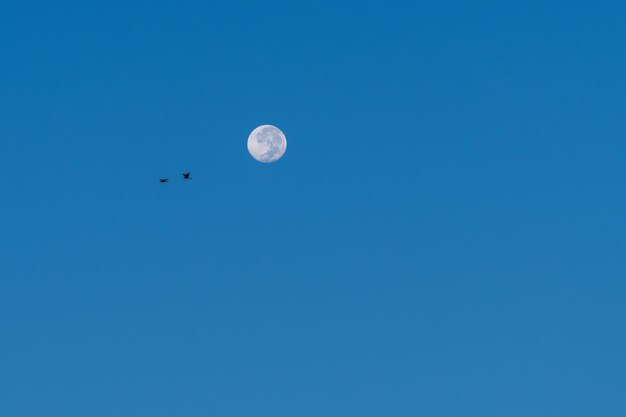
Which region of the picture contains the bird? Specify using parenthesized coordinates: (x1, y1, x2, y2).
(159, 178, 169, 183)
(182, 172, 191, 180)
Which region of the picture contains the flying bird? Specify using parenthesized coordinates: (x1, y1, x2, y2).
(159, 178, 169, 183)
(182, 172, 191, 180)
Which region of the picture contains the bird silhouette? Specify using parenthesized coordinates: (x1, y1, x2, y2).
(182, 172, 191, 180)
(159, 178, 169, 183)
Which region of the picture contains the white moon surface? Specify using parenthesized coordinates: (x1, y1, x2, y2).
(247, 125, 287, 163)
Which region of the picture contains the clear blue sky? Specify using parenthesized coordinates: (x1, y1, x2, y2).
(1, 1, 625, 415)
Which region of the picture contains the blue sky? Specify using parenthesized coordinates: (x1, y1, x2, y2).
(1, 1, 625, 415)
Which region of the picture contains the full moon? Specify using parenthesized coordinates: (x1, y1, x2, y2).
(247, 125, 287, 163)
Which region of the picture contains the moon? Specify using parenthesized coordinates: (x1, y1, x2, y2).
(247, 125, 287, 163)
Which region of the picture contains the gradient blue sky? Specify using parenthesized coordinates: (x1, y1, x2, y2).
(1, 1, 626, 416)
